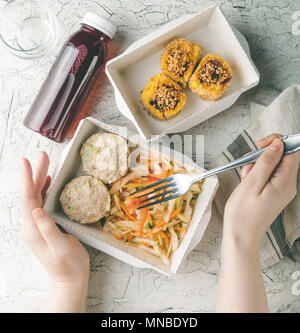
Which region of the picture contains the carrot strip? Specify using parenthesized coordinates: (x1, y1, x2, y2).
(148, 214, 153, 226)
(147, 175, 162, 182)
(147, 167, 173, 181)
(113, 229, 122, 240)
(137, 207, 149, 237)
(159, 231, 170, 247)
(140, 241, 151, 247)
(148, 174, 163, 180)
(164, 167, 174, 178)
(123, 182, 153, 188)
(128, 181, 167, 198)
(115, 193, 137, 221)
(144, 219, 166, 237)
(121, 202, 137, 221)
(175, 226, 186, 232)
(169, 207, 181, 222)
(155, 219, 166, 229)
(155, 189, 165, 201)
(130, 179, 146, 183)
(144, 230, 156, 237)
(126, 233, 135, 241)
(128, 188, 150, 198)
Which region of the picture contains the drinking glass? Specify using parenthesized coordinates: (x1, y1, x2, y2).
(0, 0, 60, 58)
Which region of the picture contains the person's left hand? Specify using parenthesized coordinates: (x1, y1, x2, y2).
(20, 152, 90, 288)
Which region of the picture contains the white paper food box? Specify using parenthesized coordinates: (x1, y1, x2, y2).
(105, 2, 259, 141)
(44, 117, 219, 275)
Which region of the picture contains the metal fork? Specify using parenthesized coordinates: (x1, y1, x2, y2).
(133, 134, 300, 209)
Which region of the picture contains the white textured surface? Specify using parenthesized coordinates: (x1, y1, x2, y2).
(0, 0, 300, 313)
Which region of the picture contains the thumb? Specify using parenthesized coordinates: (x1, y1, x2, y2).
(32, 208, 68, 254)
(246, 138, 284, 192)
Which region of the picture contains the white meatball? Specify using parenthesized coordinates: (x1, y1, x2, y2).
(60, 175, 110, 224)
(80, 132, 129, 184)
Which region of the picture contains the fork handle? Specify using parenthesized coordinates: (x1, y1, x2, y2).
(192, 134, 300, 183)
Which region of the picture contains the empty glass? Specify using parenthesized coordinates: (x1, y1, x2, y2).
(0, 0, 60, 58)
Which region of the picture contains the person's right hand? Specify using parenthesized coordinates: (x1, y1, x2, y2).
(20, 152, 90, 288)
(223, 133, 300, 252)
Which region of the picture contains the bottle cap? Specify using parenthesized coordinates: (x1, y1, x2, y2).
(81, 12, 117, 39)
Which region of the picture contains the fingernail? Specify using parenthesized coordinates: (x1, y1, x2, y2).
(269, 139, 282, 152)
(32, 208, 45, 223)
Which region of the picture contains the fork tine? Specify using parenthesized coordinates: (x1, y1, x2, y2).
(129, 176, 173, 197)
(137, 193, 179, 210)
(135, 182, 175, 198)
(140, 189, 176, 204)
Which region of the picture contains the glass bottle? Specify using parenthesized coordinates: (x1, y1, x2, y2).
(23, 12, 116, 142)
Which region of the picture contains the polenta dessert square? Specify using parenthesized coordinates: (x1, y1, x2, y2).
(189, 54, 232, 101)
(141, 73, 186, 120)
(160, 39, 203, 88)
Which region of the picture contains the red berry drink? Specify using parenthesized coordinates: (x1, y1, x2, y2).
(23, 13, 116, 142)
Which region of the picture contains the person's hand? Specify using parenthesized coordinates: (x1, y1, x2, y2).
(223, 133, 300, 252)
(20, 152, 90, 290)
(217, 134, 300, 313)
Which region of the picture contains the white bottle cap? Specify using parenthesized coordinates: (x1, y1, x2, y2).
(81, 12, 117, 39)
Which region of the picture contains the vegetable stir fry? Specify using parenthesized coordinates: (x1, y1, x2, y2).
(103, 153, 203, 266)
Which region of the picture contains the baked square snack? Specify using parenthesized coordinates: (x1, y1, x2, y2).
(141, 73, 186, 120)
(189, 54, 232, 101)
(160, 39, 203, 88)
